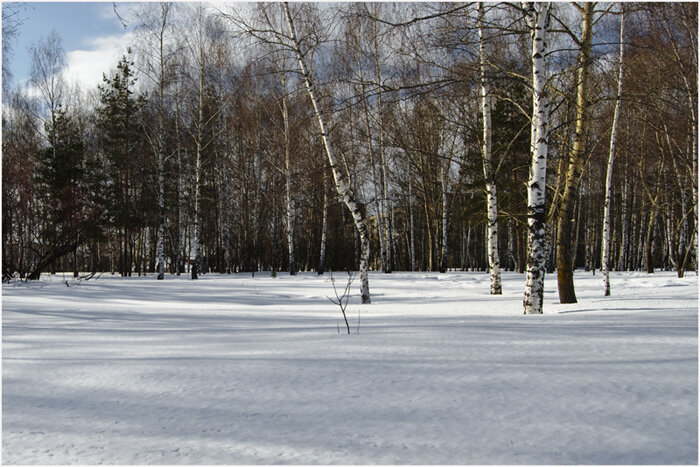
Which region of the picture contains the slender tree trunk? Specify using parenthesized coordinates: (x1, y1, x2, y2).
(693, 127, 698, 274)
(646, 207, 658, 274)
(409, 175, 416, 272)
(602, 7, 624, 296)
(556, 2, 594, 304)
(507, 220, 517, 271)
(479, 2, 502, 293)
(318, 171, 328, 275)
(671, 151, 689, 277)
(282, 89, 296, 276)
(423, 195, 434, 271)
(375, 59, 391, 275)
(617, 152, 630, 271)
(661, 10, 698, 274)
(154, 7, 170, 280)
(357, 57, 386, 273)
(284, 2, 370, 302)
(523, 2, 552, 315)
(174, 96, 185, 276)
(440, 166, 448, 273)
(156, 139, 165, 280)
(191, 31, 205, 280)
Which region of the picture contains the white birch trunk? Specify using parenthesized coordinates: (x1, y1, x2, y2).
(282, 90, 296, 275)
(440, 165, 448, 273)
(693, 124, 698, 275)
(155, 91, 165, 279)
(191, 19, 205, 280)
(602, 8, 625, 296)
(318, 173, 328, 275)
(409, 174, 416, 272)
(154, 10, 168, 281)
(156, 146, 165, 279)
(283, 2, 370, 303)
(523, 2, 552, 314)
(479, 2, 502, 294)
(192, 141, 202, 279)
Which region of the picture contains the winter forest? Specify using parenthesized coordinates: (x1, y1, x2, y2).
(2, 2, 698, 464)
(2, 1, 697, 313)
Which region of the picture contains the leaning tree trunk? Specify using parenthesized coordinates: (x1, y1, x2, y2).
(283, 2, 370, 303)
(555, 2, 593, 304)
(602, 7, 624, 296)
(523, 2, 552, 315)
(479, 2, 502, 294)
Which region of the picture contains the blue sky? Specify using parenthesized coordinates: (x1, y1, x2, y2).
(4, 2, 136, 90)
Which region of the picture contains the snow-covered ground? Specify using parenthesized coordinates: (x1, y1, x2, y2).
(3, 270, 697, 464)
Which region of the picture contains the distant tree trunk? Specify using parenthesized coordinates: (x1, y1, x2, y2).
(660, 8, 698, 274)
(439, 165, 448, 273)
(191, 17, 205, 280)
(376, 70, 392, 274)
(617, 150, 630, 271)
(155, 135, 165, 280)
(642, 151, 665, 274)
(409, 174, 416, 272)
(507, 220, 517, 271)
(175, 99, 185, 276)
(556, 2, 594, 304)
(318, 172, 328, 275)
(282, 88, 296, 276)
(523, 2, 552, 315)
(283, 2, 370, 302)
(423, 192, 434, 271)
(363, 94, 385, 272)
(479, 2, 502, 293)
(602, 7, 624, 296)
(645, 208, 658, 274)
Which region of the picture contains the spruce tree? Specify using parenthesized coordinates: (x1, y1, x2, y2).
(97, 51, 147, 277)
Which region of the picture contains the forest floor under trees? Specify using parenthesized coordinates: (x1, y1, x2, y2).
(2, 270, 698, 464)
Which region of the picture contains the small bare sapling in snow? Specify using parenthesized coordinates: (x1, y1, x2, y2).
(328, 271, 356, 334)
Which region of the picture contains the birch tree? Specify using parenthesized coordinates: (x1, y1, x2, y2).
(282, 3, 371, 302)
(136, 3, 175, 280)
(522, 2, 552, 315)
(318, 170, 329, 275)
(601, 6, 625, 296)
(280, 71, 296, 276)
(182, 5, 227, 279)
(479, 2, 502, 294)
(187, 7, 206, 280)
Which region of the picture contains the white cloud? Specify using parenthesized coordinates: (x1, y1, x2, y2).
(64, 31, 135, 92)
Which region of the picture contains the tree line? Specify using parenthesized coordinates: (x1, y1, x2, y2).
(2, 2, 697, 313)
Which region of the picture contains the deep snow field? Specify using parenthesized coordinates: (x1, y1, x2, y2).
(2, 270, 698, 464)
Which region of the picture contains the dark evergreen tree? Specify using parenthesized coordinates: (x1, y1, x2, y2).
(97, 51, 148, 277)
(28, 108, 90, 279)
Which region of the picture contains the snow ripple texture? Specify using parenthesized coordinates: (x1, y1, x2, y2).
(3, 271, 697, 464)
